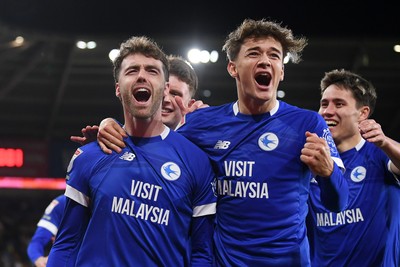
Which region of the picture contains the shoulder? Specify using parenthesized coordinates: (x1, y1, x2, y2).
(278, 101, 325, 128)
(279, 101, 320, 118)
(74, 142, 107, 158)
(66, 142, 120, 175)
(178, 103, 233, 130)
(74, 141, 122, 162)
(55, 195, 67, 208)
(167, 130, 203, 149)
(166, 131, 209, 158)
(362, 141, 387, 160)
(186, 103, 232, 120)
(41, 195, 66, 220)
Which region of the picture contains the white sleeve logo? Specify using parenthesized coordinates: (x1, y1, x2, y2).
(66, 148, 83, 173)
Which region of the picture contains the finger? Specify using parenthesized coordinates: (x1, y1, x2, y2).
(359, 119, 376, 127)
(188, 102, 200, 113)
(99, 131, 125, 151)
(80, 126, 89, 135)
(85, 125, 99, 133)
(300, 154, 314, 165)
(111, 136, 126, 149)
(175, 96, 188, 115)
(98, 131, 121, 154)
(117, 126, 128, 138)
(107, 121, 127, 138)
(188, 100, 207, 113)
(110, 143, 123, 153)
(70, 136, 85, 145)
(360, 120, 381, 134)
(98, 141, 113, 154)
(305, 131, 319, 138)
(104, 129, 126, 148)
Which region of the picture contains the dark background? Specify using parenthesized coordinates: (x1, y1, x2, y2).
(0, 0, 399, 265)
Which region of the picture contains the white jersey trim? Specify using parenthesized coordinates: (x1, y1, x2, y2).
(355, 138, 366, 151)
(193, 202, 216, 217)
(160, 125, 170, 140)
(65, 184, 90, 207)
(37, 219, 58, 235)
(388, 160, 400, 186)
(233, 100, 279, 116)
(332, 157, 345, 171)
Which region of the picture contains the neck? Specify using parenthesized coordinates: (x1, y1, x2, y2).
(335, 134, 363, 153)
(124, 116, 165, 138)
(238, 98, 277, 115)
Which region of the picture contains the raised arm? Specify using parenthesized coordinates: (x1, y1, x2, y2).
(300, 131, 334, 177)
(175, 96, 209, 116)
(70, 125, 99, 145)
(301, 131, 348, 212)
(70, 119, 127, 154)
(359, 119, 400, 175)
(97, 118, 127, 154)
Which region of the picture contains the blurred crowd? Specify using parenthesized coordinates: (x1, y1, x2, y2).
(0, 191, 61, 267)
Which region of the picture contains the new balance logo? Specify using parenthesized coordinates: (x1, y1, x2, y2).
(214, 140, 231, 149)
(119, 152, 136, 161)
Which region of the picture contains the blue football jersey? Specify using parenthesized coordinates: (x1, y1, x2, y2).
(47, 127, 217, 266)
(308, 139, 400, 266)
(36, 195, 66, 235)
(27, 195, 66, 263)
(177, 100, 346, 266)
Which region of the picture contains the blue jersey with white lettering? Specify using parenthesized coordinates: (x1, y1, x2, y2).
(47, 127, 217, 267)
(27, 195, 66, 264)
(177, 100, 347, 267)
(308, 139, 400, 266)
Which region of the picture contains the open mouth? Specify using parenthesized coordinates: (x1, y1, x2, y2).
(134, 88, 151, 102)
(325, 120, 338, 127)
(255, 72, 271, 86)
(161, 107, 173, 114)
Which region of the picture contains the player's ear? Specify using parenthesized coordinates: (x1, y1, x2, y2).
(359, 106, 370, 121)
(227, 62, 237, 78)
(187, 99, 196, 107)
(115, 83, 122, 101)
(164, 82, 170, 97)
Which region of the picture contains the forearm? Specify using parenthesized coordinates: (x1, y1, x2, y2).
(381, 137, 400, 174)
(27, 228, 53, 263)
(47, 200, 88, 266)
(316, 163, 349, 212)
(191, 215, 215, 266)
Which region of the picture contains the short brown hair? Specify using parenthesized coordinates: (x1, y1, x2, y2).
(222, 18, 307, 63)
(112, 36, 169, 83)
(320, 69, 377, 116)
(168, 55, 198, 98)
